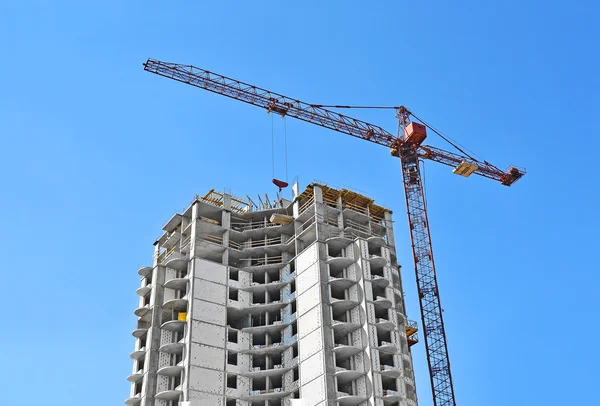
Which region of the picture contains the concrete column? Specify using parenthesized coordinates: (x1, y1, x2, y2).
(384, 212, 395, 248)
(182, 202, 199, 402)
(141, 243, 166, 406)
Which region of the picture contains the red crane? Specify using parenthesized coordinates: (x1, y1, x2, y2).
(143, 58, 525, 406)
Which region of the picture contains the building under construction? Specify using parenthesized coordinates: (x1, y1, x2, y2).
(127, 182, 420, 406)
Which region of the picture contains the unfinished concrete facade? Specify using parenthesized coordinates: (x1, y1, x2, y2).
(126, 183, 420, 406)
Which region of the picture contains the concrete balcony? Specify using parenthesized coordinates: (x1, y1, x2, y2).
(234, 237, 285, 256)
(159, 341, 184, 355)
(332, 344, 363, 360)
(163, 255, 188, 271)
(367, 235, 387, 249)
(162, 297, 188, 312)
(373, 296, 392, 309)
(231, 221, 292, 239)
(132, 322, 150, 338)
(194, 237, 226, 262)
(377, 341, 398, 354)
(239, 256, 286, 273)
(129, 346, 146, 360)
(328, 275, 357, 290)
(325, 235, 353, 252)
(370, 275, 390, 288)
(161, 319, 186, 332)
(124, 394, 141, 405)
(331, 320, 362, 340)
(241, 388, 290, 401)
(342, 203, 371, 223)
(239, 280, 288, 293)
(157, 363, 184, 377)
(163, 229, 181, 250)
(330, 297, 360, 313)
(127, 368, 144, 383)
(164, 275, 188, 291)
(326, 255, 355, 271)
(135, 284, 152, 297)
(335, 391, 367, 406)
(396, 311, 407, 326)
(370, 221, 387, 236)
(155, 387, 183, 401)
(242, 321, 289, 335)
(334, 366, 366, 385)
(368, 254, 387, 268)
(239, 364, 291, 378)
(375, 318, 395, 332)
(378, 364, 401, 379)
(247, 300, 288, 313)
(381, 389, 403, 402)
(241, 342, 290, 355)
(137, 266, 153, 277)
(134, 304, 151, 318)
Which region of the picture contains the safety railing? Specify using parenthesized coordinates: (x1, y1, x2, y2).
(231, 221, 279, 232)
(240, 255, 284, 267)
(197, 234, 223, 245)
(343, 200, 370, 215)
(198, 216, 220, 226)
(234, 236, 282, 249)
(180, 235, 191, 251)
(322, 215, 339, 227)
(297, 213, 316, 234)
(157, 244, 179, 263)
(345, 218, 371, 233)
(322, 196, 339, 209)
(298, 196, 315, 215)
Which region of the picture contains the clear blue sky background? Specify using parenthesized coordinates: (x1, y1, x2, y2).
(0, 1, 598, 405)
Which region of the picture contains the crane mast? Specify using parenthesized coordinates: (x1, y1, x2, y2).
(397, 109, 456, 406)
(143, 58, 525, 406)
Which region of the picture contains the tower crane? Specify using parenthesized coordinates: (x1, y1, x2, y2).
(143, 58, 525, 406)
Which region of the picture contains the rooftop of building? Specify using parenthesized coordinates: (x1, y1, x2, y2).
(157, 181, 391, 238)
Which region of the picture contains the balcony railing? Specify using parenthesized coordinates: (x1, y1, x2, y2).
(322, 196, 339, 209)
(197, 234, 223, 245)
(231, 221, 280, 232)
(230, 236, 282, 250)
(252, 342, 283, 350)
(240, 255, 284, 267)
(298, 197, 315, 215)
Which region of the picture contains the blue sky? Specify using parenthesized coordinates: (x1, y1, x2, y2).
(0, 1, 598, 405)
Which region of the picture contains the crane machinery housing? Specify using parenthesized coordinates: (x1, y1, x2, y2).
(143, 58, 525, 406)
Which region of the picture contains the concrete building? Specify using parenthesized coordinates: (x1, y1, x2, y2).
(126, 182, 420, 406)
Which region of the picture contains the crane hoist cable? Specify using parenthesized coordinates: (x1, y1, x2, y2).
(270, 114, 289, 191)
